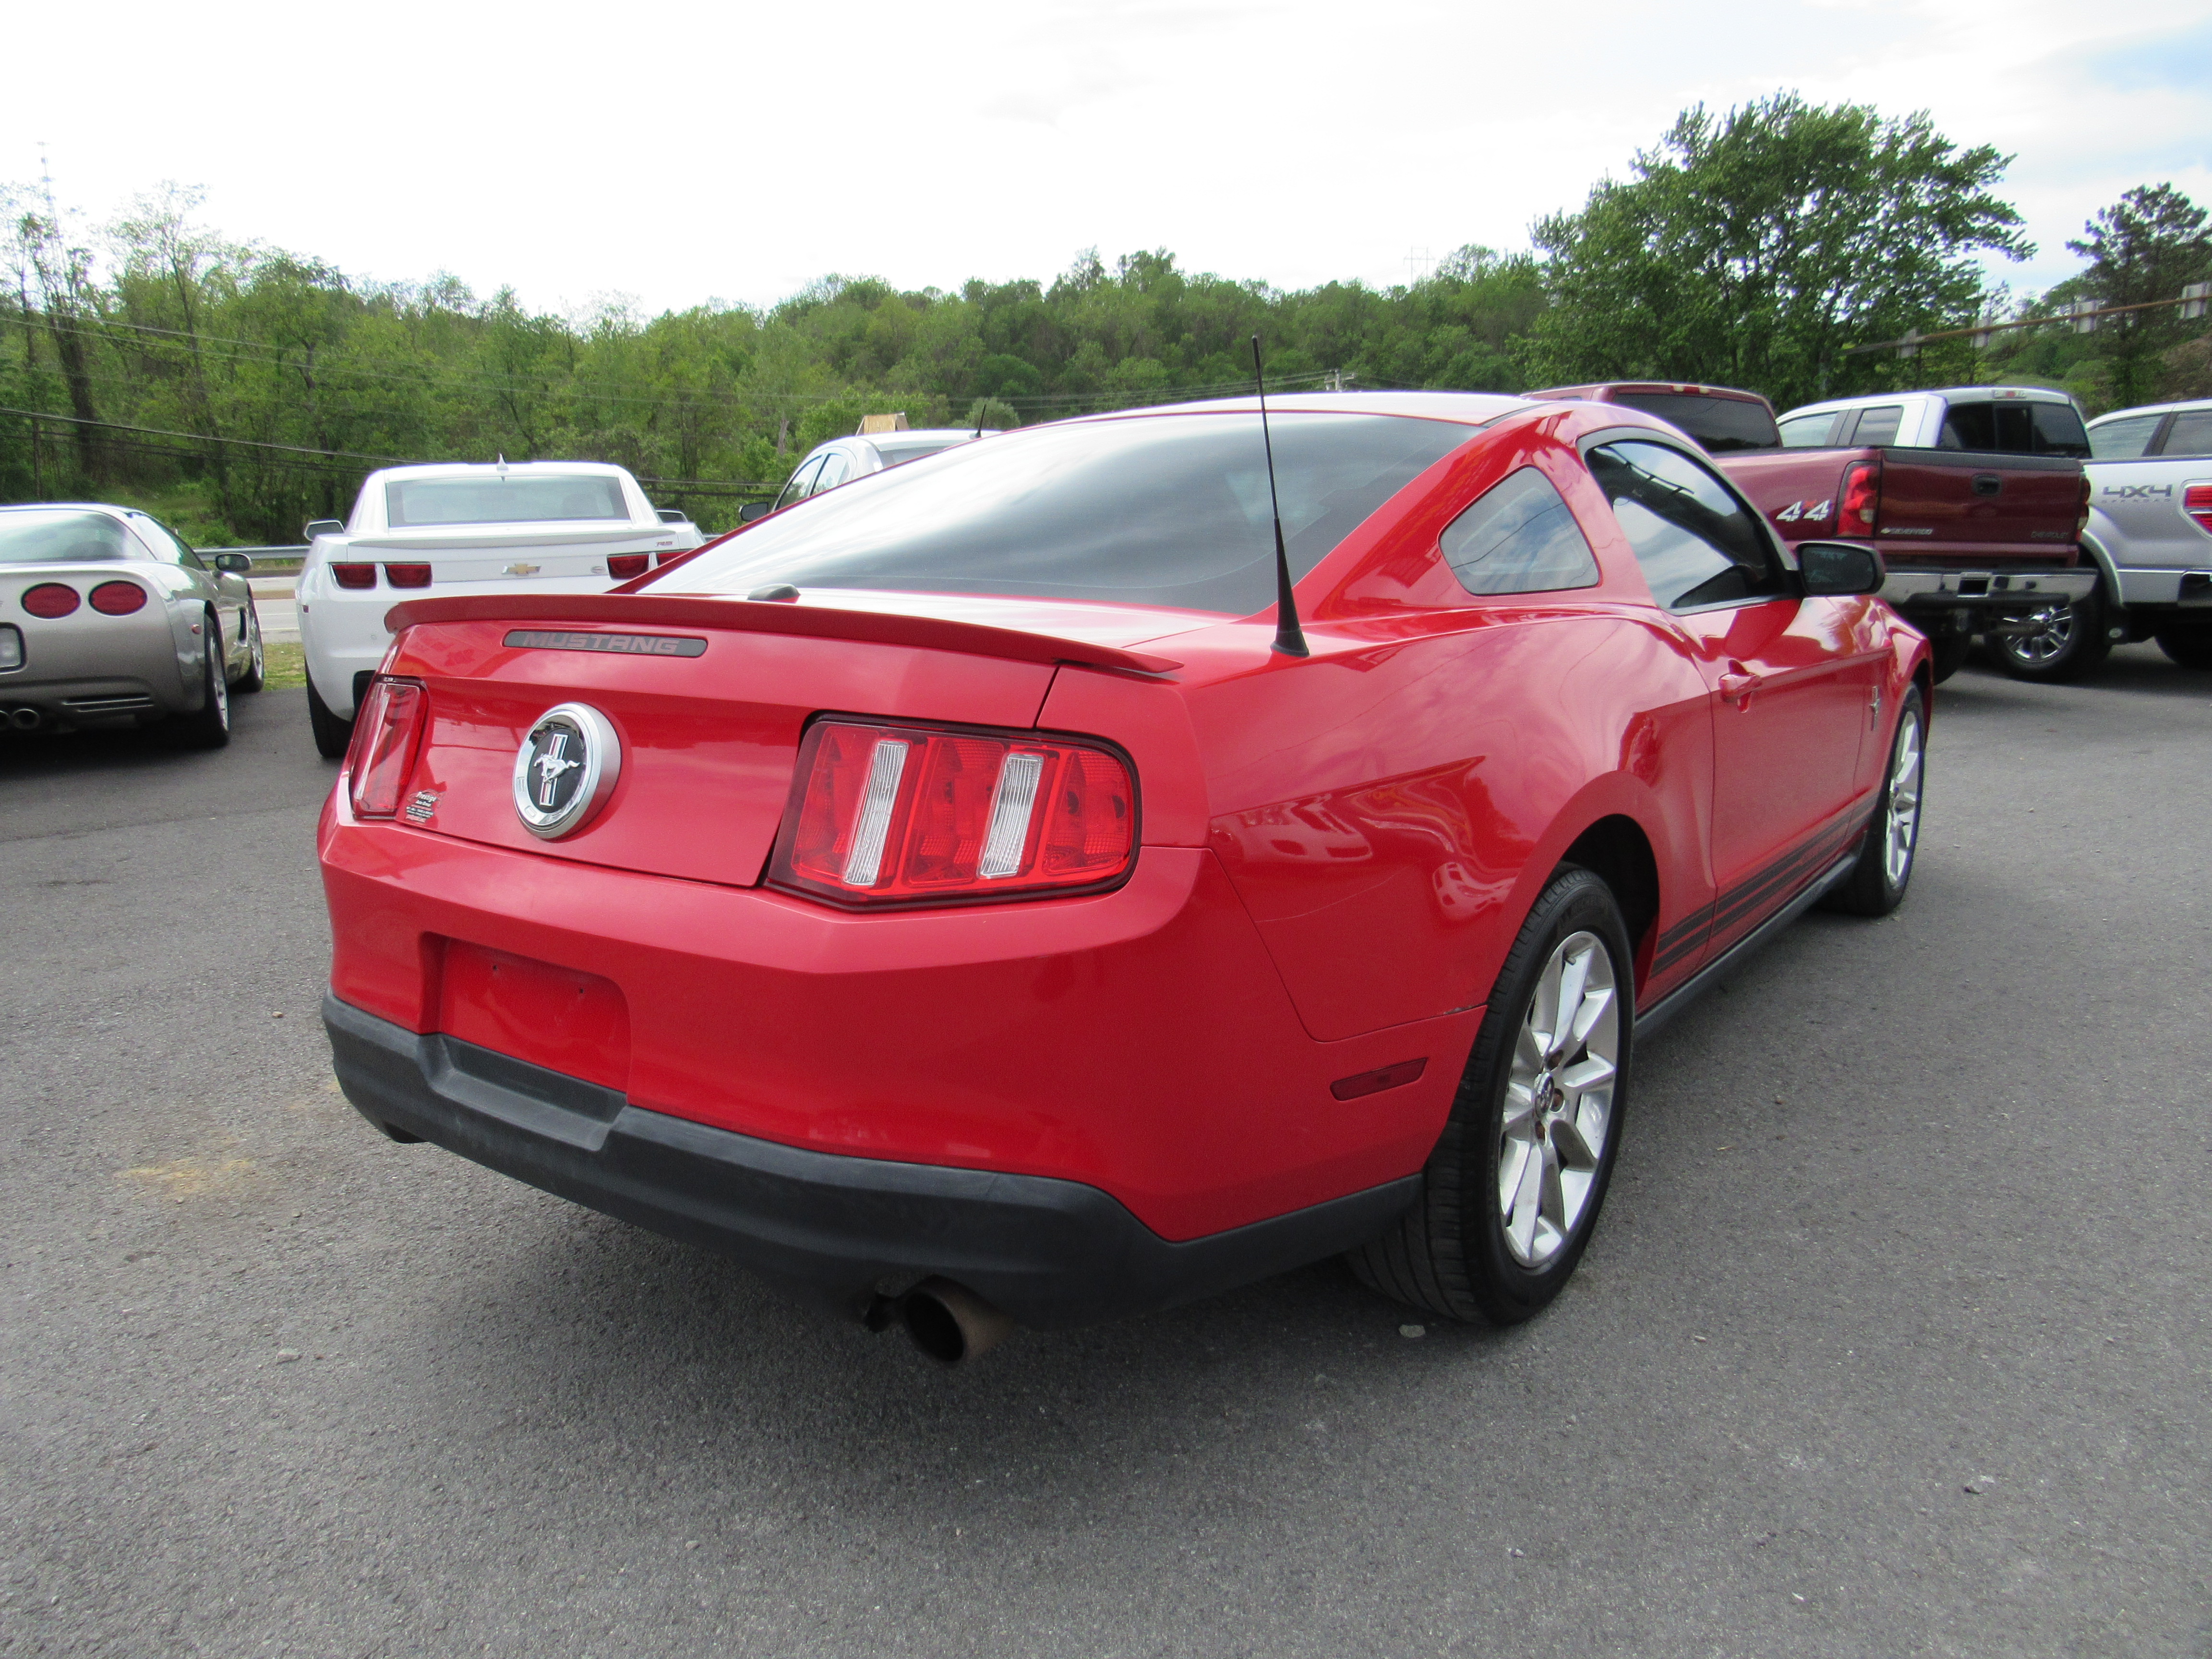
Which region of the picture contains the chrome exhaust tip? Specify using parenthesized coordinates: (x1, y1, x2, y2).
(895, 1277, 1014, 1366)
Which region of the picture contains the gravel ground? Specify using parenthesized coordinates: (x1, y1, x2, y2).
(2, 651, 2207, 1659)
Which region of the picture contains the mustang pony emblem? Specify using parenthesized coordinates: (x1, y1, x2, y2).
(512, 703, 621, 840)
(532, 737, 580, 806)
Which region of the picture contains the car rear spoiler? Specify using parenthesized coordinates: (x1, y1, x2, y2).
(382, 593, 1185, 675)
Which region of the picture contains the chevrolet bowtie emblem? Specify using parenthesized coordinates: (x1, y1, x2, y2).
(504, 561, 541, 576)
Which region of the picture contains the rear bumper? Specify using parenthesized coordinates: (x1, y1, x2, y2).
(324, 992, 1419, 1328)
(1881, 567, 2095, 622)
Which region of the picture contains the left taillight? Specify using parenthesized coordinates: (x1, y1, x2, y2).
(768, 719, 1138, 907)
(346, 678, 427, 818)
(607, 553, 650, 579)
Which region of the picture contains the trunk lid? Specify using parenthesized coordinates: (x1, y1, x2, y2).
(377, 591, 1207, 888)
(338, 523, 682, 584)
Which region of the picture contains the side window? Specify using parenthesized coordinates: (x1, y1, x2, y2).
(1777, 412, 1840, 448)
(811, 451, 853, 494)
(1847, 405, 1905, 447)
(129, 515, 195, 566)
(2160, 410, 2212, 457)
(771, 457, 824, 511)
(1439, 467, 1600, 596)
(1587, 440, 1785, 611)
(2088, 414, 2164, 459)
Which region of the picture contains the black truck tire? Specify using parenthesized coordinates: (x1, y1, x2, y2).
(2155, 627, 2212, 670)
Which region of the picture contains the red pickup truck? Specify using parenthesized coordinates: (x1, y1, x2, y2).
(1526, 383, 2095, 680)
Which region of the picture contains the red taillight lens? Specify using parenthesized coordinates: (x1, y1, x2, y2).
(22, 583, 81, 618)
(1837, 459, 1880, 536)
(607, 554, 649, 579)
(89, 581, 148, 614)
(332, 563, 377, 589)
(769, 719, 1138, 907)
(346, 679, 427, 818)
(2184, 484, 2212, 536)
(384, 563, 432, 588)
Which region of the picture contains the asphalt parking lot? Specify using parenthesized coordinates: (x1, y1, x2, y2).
(3, 651, 2208, 1659)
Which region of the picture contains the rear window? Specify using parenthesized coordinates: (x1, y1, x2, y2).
(1937, 401, 2090, 458)
(2161, 410, 2212, 457)
(1608, 392, 1779, 452)
(1777, 412, 1841, 448)
(0, 510, 133, 564)
(385, 475, 630, 527)
(679, 411, 1477, 613)
(2088, 413, 2164, 460)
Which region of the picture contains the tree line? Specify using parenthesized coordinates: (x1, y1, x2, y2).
(4, 93, 2207, 545)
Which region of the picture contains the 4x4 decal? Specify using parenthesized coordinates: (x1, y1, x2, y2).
(1774, 498, 1834, 523)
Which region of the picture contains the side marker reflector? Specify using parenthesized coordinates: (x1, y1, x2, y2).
(1330, 1058, 1429, 1102)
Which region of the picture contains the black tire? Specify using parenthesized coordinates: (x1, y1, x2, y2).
(233, 600, 264, 693)
(1991, 586, 2111, 682)
(1348, 867, 1632, 1324)
(307, 672, 353, 759)
(166, 611, 232, 750)
(1824, 686, 1924, 918)
(1927, 630, 1973, 685)
(2154, 627, 2212, 670)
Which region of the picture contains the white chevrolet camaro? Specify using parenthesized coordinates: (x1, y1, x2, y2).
(298, 460, 701, 755)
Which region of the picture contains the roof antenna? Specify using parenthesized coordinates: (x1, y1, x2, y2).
(1251, 335, 1308, 658)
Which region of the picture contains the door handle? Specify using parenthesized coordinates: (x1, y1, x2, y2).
(1717, 662, 1761, 700)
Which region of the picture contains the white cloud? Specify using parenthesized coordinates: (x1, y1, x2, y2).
(6, 0, 2208, 313)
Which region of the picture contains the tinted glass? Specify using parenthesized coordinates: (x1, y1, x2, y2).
(771, 457, 823, 511)
(0, 510, 133, 564)
(1440, 467, 1600, 595)
(385, 475, 629, 527)
(1777, 413, 1841, 448)
(1609, 392, 1779, 452)
(2089, 414, 2164, 459)
(811, 452, 852, 493)
(1939, 403, 2007, 450)
(681, 412, 1475, 613)
(2030, 403, 2090, 457)
(2160, 410, 2212, 456)
(1588, 440, 1782, 610)
(1849, 406, 1904, 447)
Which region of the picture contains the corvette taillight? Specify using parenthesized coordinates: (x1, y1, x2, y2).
(607, 554, 649, 579)
(2185, 484, 2212, 536)
(332, 563, 377, 589)
(1837, 459, 1880, 536)
(347, 678, 427, 818)
(384, 563, 432, 588)
(89, 581, 148, 614)
(23, 583, 80, 618)
(769, 719, 1137, 907)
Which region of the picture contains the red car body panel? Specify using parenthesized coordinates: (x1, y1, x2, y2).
(318, 394, 1929, 1315)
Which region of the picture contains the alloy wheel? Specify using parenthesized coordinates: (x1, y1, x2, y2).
(2002, 602, 2074, 667)
(1500, 929, 1620, 1267)
(1884, 710, 1923, 887)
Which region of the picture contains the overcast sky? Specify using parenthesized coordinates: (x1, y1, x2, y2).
(7, 0, 2209, 318)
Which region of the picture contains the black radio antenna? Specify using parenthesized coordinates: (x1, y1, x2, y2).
(1251, 334, 1309, 658)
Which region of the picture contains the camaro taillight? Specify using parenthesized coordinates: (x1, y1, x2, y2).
(89, 581, 147, 614)
(769, 719, 1138, 907)
(607, 554, 649, 579)
(1837, 459, 1880, 536)
(384, 563, 432, 588)
(2185, 484, 2212, 536)
(347, 678, 427, 818)
(332, 563, 378, 589)
(22, 583, 80, 618)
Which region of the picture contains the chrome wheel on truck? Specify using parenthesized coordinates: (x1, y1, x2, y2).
(1992, 589, 2111, 683)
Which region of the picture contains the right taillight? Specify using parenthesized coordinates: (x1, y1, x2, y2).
(2185, 484, 2212, 536)
(768, 719, 1138, 907)
(346, 678, 427, 818)
(1837, 459, 1880, 536)
(332, 563, 378, 589)
(384, 563, 432, 588)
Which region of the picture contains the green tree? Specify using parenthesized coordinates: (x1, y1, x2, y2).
(1527, 94, 2032, 410)
(2066, 184, 2211, 407)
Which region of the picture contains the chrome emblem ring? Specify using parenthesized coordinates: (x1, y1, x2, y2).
(513, 702, 622, 839)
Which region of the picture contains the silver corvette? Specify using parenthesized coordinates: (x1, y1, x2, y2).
(0, 504, 264, 747)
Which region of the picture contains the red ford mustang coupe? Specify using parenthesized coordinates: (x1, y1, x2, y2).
(318, 392, 1929, 1360)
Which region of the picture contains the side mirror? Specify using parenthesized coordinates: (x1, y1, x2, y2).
(737, 501, 773, 524)
(655, 507, 688, 525)
(304, 519, 346, 540)
(212, 553, 253, 575)
(1798, 541, 1885, 597)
